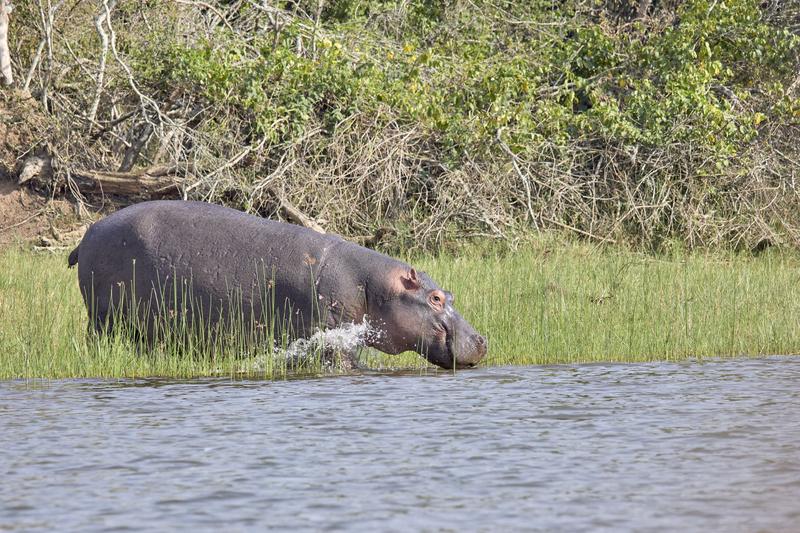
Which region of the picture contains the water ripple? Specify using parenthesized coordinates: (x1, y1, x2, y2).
(1, 357, 799, 531)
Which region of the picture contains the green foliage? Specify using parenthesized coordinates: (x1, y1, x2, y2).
(8, 0, 800, 251)
(130, 0, 797, 156)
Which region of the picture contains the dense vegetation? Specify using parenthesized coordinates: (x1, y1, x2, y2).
(2, 0, 800, 252)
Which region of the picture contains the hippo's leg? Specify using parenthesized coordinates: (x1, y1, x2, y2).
(320, 345, 365, 371)
(82, 287, 111, 336)
(88, 304, 153, 351)
(85, 284, 141, 340)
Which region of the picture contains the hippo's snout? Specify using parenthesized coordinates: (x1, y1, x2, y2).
(473, 333, 488, 358)
(475, 333, 487, 350)
(434, 321, 487, 370)
(454, 333, 488, 369)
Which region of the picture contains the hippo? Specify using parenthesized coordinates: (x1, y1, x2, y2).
(67, 200, 487, 369)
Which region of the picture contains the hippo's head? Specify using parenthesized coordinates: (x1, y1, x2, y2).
(370, 268, 487, 369)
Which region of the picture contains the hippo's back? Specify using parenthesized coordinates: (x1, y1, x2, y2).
(75, 200, 346, 333)
(83, 200, 321, 251)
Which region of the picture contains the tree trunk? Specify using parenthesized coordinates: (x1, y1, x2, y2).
(0, 0, 13, 86)
(118, 121, 153, 172)
(73, 165, 182, 198)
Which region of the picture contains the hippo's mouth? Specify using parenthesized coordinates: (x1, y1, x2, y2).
(442, 327, 477, 369)
(425, 321, 484, 369)
(442, 323, 456, 368)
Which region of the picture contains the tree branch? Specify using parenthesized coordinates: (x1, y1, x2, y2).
(88, 0, 117, 127)
(0, 0, 13, 86)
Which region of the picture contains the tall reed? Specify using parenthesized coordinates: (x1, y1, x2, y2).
(1, 242, 798, 379)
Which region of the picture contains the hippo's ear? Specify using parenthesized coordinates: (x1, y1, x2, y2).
(400, 268, 421, 291)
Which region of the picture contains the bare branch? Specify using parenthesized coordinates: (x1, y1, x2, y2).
(0, 0, 13, 85)
(88, 0, 117, 127)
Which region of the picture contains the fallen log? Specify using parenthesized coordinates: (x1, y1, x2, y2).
(353, 227, 396, 248)
(278, 197, 325, 234)
(71, 165, 182, 199)
(20, 156, 332, 234)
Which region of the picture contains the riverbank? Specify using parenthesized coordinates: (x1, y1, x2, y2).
(3, 2, 799, 253)
(1, 242, 797, 379)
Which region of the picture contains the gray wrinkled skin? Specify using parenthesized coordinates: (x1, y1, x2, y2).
(70, 201, 487, 369)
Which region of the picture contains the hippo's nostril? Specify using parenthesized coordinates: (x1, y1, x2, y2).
(474, 334, 486, 346)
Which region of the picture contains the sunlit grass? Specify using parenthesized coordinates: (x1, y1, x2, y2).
(1, 241, 799, 379)
(413, 241, 800, 366)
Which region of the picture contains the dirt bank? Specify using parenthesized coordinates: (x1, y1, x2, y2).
(0, 91, 87, 250)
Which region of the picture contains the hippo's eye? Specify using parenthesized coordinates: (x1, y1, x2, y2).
(430, 293, 444, 308)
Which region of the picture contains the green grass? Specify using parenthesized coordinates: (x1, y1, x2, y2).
(1, 242, 799, 379)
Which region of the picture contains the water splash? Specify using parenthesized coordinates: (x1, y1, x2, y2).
(245, 318, 379, 373)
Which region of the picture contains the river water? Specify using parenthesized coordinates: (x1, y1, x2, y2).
(2, 357, 799, 532)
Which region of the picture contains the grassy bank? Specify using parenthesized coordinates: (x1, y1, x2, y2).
(1, 242, 798, 379)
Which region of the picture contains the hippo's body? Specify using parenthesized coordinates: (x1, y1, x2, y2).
(69, 201, 486, 369)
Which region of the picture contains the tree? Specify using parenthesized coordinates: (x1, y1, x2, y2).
(0, 0, 12, 86)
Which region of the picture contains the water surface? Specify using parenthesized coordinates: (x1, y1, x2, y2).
(2, 357, 799, 531)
